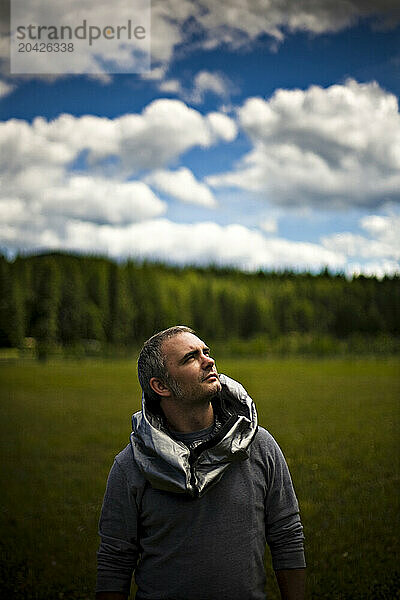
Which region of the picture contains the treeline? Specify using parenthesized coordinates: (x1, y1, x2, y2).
(1, 252, 399, 357)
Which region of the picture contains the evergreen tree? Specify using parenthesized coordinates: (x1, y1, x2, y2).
(106, 262, 134, 345)
(84, 258, 109, 341)
(0, 251, 398, 353)
(0, 257, 26, 348)
(0, 255, 11, 347)
(8, 272, 25, 348)
(32, 258, 60, 360)
(58, 258, 85, 346)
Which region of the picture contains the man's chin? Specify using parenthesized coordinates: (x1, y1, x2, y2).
(208, 378, 222, 394)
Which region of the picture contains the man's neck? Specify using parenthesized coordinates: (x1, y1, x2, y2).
(161, 400, 214, 433)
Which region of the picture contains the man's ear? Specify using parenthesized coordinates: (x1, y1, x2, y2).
(149, 377, 172, 398)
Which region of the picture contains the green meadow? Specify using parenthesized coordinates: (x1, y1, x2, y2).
(1, 357, 399, 599)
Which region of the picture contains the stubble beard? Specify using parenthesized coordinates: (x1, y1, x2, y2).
(166, 372, 221, 404)
(165, 373, 184, 400)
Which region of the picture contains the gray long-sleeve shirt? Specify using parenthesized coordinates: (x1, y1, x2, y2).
(97, 427, 305, 599)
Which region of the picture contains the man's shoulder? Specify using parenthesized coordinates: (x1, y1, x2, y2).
(115, 443, 134, 466)
(252, 426, 284, 457)
(113, 443, 146, 485)
(254, 425, 276, 444)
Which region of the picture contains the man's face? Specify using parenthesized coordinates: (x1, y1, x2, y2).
(161, 332, 221, 403)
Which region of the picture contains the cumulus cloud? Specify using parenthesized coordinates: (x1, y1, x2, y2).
(189, 71, 230, 104)
(0, 100, 235, 182)
(116, 101, 215, 170)
(145, 168, 216, 207)
(260, 217, 278, 234)
(41, 176, 166, 224)
(158, 79, 183, 94)
(0, 174, 165, 234)
(151, 1, 400, 65)
(0, 79, 14, 97)
(151, 71, 233, 107)
(205, 112, 237, 142)
(321, 214, 400, 261)
(1, 103, 237, 201)
(0, 99, 239, 261)
(193, 0, 400, 46)
(4, 1, 399, 77)
(0, 198, 27, 223)
(0, 99, 233, 257)
(9, 0, 150, 75)
(345, 260, 399, 279)
(207, 80, 400, 209)
(0, 217, 345, 272)
(140, 66, 167, 81)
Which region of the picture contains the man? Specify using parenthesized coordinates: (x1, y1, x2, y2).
(96, 326, 306, 600)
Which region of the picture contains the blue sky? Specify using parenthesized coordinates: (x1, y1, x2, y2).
(1, 1, 400, 276)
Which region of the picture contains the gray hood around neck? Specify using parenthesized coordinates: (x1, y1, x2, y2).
(130, 374, 258, 498)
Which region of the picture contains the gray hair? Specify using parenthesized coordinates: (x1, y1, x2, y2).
(137, 325, 196, 408)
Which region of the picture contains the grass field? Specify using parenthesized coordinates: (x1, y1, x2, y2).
(0, 357, 399, 599)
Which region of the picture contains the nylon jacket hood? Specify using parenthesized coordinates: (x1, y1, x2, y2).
(130, 374, 258, 498)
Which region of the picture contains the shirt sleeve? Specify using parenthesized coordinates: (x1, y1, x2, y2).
(96, 458, 140, 594)
(264, 434, 306, 570)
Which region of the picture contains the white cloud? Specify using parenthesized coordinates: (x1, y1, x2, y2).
(153, 73, 236, 122)
(361, 214, 400, 246)
(160, 71, 234, 107)
(41, 176, 166, 224)
(0, 198, 27, 222)
(141, 0, 400, 66)
(207, 80, 400, 209)
(346, 260, 400, 279)
(321, 211, 400, 278)
(140, 66, 167, 81)
(158, 79, 182, 94)
(4, 1, 399, 78)
(0, 100, 235, 188)
(205, 112, 237, 142)
(260, 217, 278, 234)
(150, 0, 195, 63)
(189, 71, 230, 104)
(151, 0, 400, 64)
(88, 73, 113, 85)
(0, 100, 239, 261)
(0, 101, 238, 246)
(193, 0, 400, 47)
(116, 100, 215, 170)
(145, 168, 216, 207)
(0, 216, 345, 272)
(321, 214, 400, 261)
(0, 173, 166, 250)
(0, 79, 14, 97)
(322, 232, 398, 260)
(0, 118, 76, 174)
(9, 0, 150, 75)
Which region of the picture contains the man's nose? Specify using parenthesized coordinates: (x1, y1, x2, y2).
(201, 353, 215, 367)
